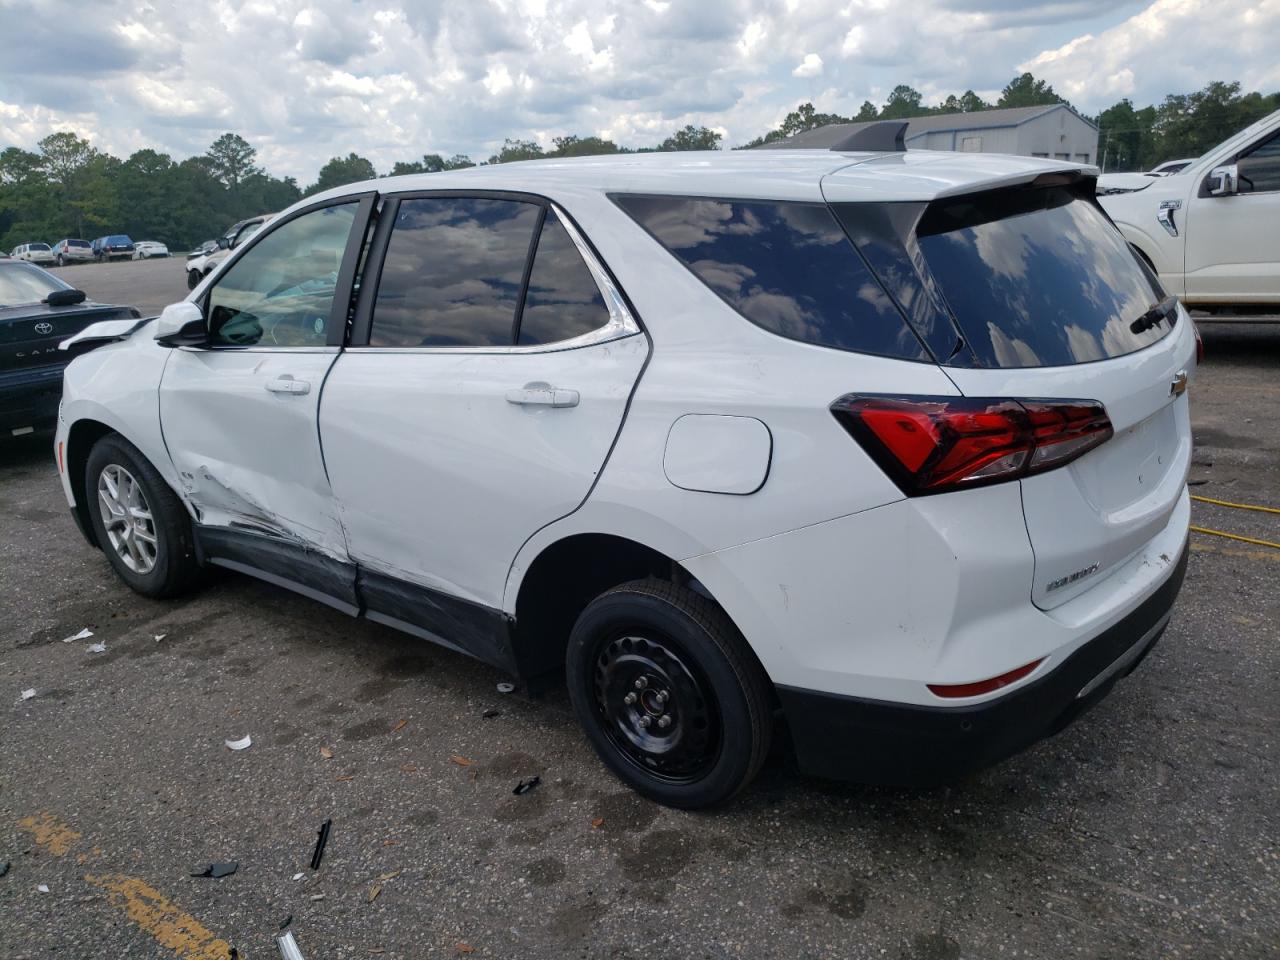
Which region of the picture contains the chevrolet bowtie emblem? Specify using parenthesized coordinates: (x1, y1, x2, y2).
(1170, 369, 1188, 397)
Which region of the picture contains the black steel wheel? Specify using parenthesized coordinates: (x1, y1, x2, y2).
(567, 579, 773, 808)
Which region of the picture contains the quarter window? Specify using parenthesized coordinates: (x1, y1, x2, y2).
(518, 209, 610, 345)
(206, 202, 357, 347)
(369, 197, 540, 348)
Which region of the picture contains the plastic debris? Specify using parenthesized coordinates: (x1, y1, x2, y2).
(482, 709, 501, 719)
(591, 818, 605, 829)
(292, 872, 305, 881)
(449, 755, 473, 767)
(513, 776, 541, 796)
(225, 735, 252, 751)
(279, 914, 292, 930)
(154, 634, 167, 642)
(87, 642, 107, 654)
(276, 929, 307, 960)
(17, 689, 36, 703)
(319, 746, 334, 760)
(496, 682, 515, 694)
(310, 819, 332, 870)
(62, 628, 93, 643)
(309, 893, 325, 901)
(37, 883, 50, 893)
(391, 719, 408, 733)
(367, 883, 382, 903)
(191, 862, 239, 878)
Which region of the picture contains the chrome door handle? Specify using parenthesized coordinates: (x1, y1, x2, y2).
(265, 375, 311, 395)
(505, 382, 579, 408)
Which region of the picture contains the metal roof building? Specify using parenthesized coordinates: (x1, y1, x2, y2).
(759, 104, 1099, 164)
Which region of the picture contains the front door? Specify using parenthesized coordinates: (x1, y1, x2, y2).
(1184, 127, 1280, 304)
(320, 194, 647, 653)
(160, 196, 374, 604)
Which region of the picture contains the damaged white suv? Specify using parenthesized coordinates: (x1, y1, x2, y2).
(55, 135, 1195, 808)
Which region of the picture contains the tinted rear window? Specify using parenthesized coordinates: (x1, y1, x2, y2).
(614, 195, 927, 361)
(30, 243, 50, 251)
(107, 235, 131, 244)
(915, 187, 1168, 367)
(69, 239, 90, 247)
(518, 209, 610, 346)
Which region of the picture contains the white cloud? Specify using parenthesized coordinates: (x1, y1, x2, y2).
(793, 53, 824, 78)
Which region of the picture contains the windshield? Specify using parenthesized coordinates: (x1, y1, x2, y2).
(0, 262, 71, 306)
(913, 186, 1170, 367)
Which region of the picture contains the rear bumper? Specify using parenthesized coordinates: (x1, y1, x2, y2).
(777, 542, 1188, 786)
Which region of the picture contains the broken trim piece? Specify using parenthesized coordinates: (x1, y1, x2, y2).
(58, 317, 151, 352)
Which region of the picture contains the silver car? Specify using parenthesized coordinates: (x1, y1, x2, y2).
(51, 239, 95, 266)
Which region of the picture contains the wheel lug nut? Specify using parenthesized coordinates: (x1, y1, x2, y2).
(634, 677, 648, 690)
(655, 690, 668, 705)
(639, 716, 652, 728)
(657, 715, 671, 729)
(623, 692, 637, 705)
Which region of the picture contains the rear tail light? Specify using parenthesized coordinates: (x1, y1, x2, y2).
(927, 658, 1044, 698)
(831, 395, 1113, 496)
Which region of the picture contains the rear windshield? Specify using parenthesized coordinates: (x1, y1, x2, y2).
(68, 239, 90, 247)
(30, 243, 51, 251)
(613, 194, 927, 361)
(0, 262, 70, 306)
(914, 187, 1169, 367)
(107, 235, 132, 244)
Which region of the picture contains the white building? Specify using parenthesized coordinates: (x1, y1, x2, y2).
(762, 104, 1100, 164)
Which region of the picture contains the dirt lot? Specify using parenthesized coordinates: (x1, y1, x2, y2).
(1, 259, 1277, 959)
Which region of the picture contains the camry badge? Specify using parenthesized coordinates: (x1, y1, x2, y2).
(34, 322, 54, 335)
(1170, 369, 1188, 397)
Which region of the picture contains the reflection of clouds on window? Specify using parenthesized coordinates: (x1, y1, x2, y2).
(616, 194, 927, 360)
(518, 210, 610, 346)
(986, 323, 1041, 366)
(1064, 324, 1105, 362)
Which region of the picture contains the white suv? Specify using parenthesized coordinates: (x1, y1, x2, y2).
(55, 147, 1195, 808)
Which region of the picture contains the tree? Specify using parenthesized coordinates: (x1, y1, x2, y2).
(958, 90, 989, 113)
(205, 133, 261, 190)
(550, 135, 623, 157)
(881, 85, 928, 119)
(658, 125, 722, 151)
(488, 139, 545, 164)
(307, 153, 378, 194)
(1096, 98, 1157, 171)
(388, 153, 476, 176)
(854, 101, 879, 121)
(997, 73, 1062, 109)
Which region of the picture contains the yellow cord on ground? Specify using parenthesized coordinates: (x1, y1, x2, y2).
(1190, 494, 1280, 516)
(1189, 525, 1280, 550)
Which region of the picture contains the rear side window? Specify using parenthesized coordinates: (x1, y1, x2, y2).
(614, 195, 926, 361)
(915, 187, 1168, 367)
(518, 209, 610, 346)
(370, 197, 540, 347)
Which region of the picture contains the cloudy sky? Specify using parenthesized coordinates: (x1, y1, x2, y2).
(1, 0, 1276, 182)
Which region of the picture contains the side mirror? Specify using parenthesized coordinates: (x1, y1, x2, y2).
(154, 301, 207, 347)
(45, 288, 87, 307)
(217, 237, 230, 250)
(1207, 164, 1237, 196)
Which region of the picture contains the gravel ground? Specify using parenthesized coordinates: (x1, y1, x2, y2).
(1, 260, 1276, 959)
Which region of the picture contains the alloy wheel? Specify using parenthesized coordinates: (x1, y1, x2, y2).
(96, 463, 158, 574)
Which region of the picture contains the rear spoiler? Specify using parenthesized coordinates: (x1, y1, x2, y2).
(59, 317, 153, 352)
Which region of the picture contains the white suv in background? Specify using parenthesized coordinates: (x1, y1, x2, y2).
(55, 145, 1194, 808)
(186, 214, 275, 289)
(11, 242, 56, 266)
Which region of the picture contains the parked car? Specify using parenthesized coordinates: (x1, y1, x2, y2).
(51, 238, 95, 266)
(187, 240, 217, 261)
(1099, 109, 1280, 315)
(186, 215, 275, 289)
(133, 241, 170, 260)
(1, 260, 139, 438)
(1147, 158, 1195, 176)
(10, 243, 56, 266)
(55, 148, 1194, 807)
(91, 235, 135, 262)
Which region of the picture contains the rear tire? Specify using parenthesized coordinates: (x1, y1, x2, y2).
(566, 579, 773, 809)
(84, 434, 202, 598)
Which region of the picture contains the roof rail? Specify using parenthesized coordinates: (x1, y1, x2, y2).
(828, 121, 908, 153)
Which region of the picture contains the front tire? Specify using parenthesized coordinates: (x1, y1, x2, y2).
(84, 434, 202, 598)
(566, 579, 773, 809)
(187, 268, 201, 290)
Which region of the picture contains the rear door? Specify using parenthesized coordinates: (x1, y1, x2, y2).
(320, 192, 647, 621)
(906, 183, 1195, 608)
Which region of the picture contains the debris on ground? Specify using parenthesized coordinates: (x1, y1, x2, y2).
(224, 735, 252, 751)
(319, 746, 334, 760)
(279, 914, 292, 930)
(37, 883, 50, 893)
(191, 862, 239, 879)
(366, 883, 382, 903)
(0, 861, 10, 877)
(496, 682, 515, 694)
(456, 943, 475, 954)
(591, 818, 605, 829)
(292, 872, 304, 882)
(391, 719, 408, 733)
(309, 893, 325, 901)
(310, 819, 332, 870)
(87, 642, 107, 654)
(482, 709, 501, 719)
(154, 634, 167, 642)
(62, 628, 93, 643)
(513, 776, 541, 796)
(449, 755, 474, 767)
(335, 774, 354, 782)
(17, 689, 36, 703)
(276, 929, 306, 960)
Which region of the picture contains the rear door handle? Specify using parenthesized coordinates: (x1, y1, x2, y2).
(265, 375, 311, 395)
(506, 382, 579, 408)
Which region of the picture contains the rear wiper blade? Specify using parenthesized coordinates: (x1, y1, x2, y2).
(1130, 296, 1178, 335)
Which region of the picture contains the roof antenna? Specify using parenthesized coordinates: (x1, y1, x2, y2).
(828, 121, 908, 153)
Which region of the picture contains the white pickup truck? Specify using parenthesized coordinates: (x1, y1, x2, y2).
(1098, 109, 1280, 315)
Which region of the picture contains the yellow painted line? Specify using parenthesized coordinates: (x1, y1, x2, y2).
(85, 873, 234, 960)
(1190, 541, 1280, 563)
(1191, 494, 1280, 516)
(18, 811, 82, 856)
(1190, 525, 1280, 550)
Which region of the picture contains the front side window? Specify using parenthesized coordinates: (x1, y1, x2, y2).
(1237, 131, 1280, 194)
(206, 203, 356, 347)
(615, 194, 927, 360)
(369, 197, 540, 347)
